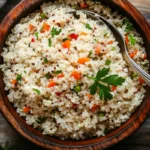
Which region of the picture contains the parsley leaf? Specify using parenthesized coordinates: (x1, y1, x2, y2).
(33, 88, 40, 95)
(105, 59, 111, 65)
(88, 50, 93, 57)
(51, 27, 62, 38)
(36, 116, 47, 124)
(45, 72, 53, 79)
(35, 32, 39, 39)
(123, 18, 134, 32)
(16, 74, 22, 82)
(40, 12, 47, 19)
(53, 70, 62, 75)
(85, 23, 93, 30)
(48, 38, 52, 47)
(43, 57, 48, 63)
(86, 68, 125, 101)
(128, 34, 136, 46)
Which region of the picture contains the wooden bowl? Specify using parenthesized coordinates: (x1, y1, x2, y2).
(0, 0, 150, 149)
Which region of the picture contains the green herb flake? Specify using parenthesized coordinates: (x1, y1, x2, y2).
(85, 23, 93, 30)
(111, 47, 116, 51)
(99, 112, 105, 118)
(123, 18, 134, 32)
(35, 32, 39, 40)
(51, 27, 62, 38)
(131, 73, 138, 79)
(16, 74, 22, 82)
(104, 127, 110, 134)
(45, 72, 53, 79)
(104, 32, 108, 37)
(128, 34, 136, 46)
(73, 85, 81, 93)
(44, 57, 48, 63)
(62, 38, 68, 42)
(53, 70, 62, 75)
(86, 68, 125, 101)
(24, 71, 27, 74)
(48, 38, 52, 47)
(94, 39, 99, 42)
(105, 59, 111, 65)
(40, 12, 47, 19)
(36, 116, 47, 124)
(88, 50, 93, 57)
(69, 29, 75, 32)
(33, 88, 40, 95)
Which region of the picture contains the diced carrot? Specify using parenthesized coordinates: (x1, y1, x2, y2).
(91, 104, 100, 113)
(86, 93, 92, 99)
(138, 77, 145, 84)
(129, 50, 138, 59)
(31, 38, 35, 42)
(23, 106, 30, 113)
(62, 40, 71, 49)
(11, 79, 17, 86)
(80, 2, 88, 8)
(58, 73, 64, 78)
(71, 71, 81, 80)
(125, 35, 129, 44)
(80, 32, 88, 36)
(111, 86, 117, 91)
(108, 41, 113, 45)
(77, 57, 90, 64)
(41, 22, 50, 33)
(95, 46, 101, 54)
(29, 24, 36, 32)
(48, 80, 56, 88)
(143, 54, 147, 60)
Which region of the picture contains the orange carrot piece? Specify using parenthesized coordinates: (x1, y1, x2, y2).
(23, 106, 30, 113)
(86, 93, 92, 99)
(95, 46, 101, 54)
(48, 80, 56, 88)
(62, 40, 71, 49)
(80, 32, 88, 36)
(129, 50, 138, 59)
(29, 24, 36, 32)
(11, 79, 17, 86)
(71, 71, 81, 80)
(41, 22, 50, 33)
(91, 104, 100, 113)
(125, 35, 129, 44)
(58, 73, 64, 78)
(138, 77, 145, 84)
(108, 41, 113, 45)
(80, 2, 88, 8)
(111, 86, 117, 91)
(77, 57, 90, 64)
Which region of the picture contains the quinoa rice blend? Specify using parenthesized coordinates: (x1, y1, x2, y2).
(0, 0, 149, 140)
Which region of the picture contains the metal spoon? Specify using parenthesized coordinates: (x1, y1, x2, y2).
(69, 10, 150, 86)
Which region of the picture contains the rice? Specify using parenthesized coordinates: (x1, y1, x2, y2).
(0, 0, 149, 140)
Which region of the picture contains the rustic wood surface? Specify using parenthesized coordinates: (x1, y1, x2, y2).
(0, 0, 150, 149)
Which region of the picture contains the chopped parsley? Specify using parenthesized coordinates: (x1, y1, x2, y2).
(85, 23, 93, 30)
(111, 47, 116, 51)
(40, 12, 47, 19)
(62, 38, 68, 42)
(123, 18, 134, 32)
(33, 88, 40, 95)
(105, 59, 111, 65)
(45, 72, 53, 79)
(43, 57, 48, 63)
(51, 27, 62, 38)
(36, 116, 47, 124)
(16, 74, 22, 82)
(35, 32, 39, 40)
(86, 68, 125, 101)
(73, 85, 81, 93)
(99, 112, 106, 118)
(94, 39, 99, 42)
(48, 38, 52, 47)
(88, 50, 93, 57)
(53, 70, 62, 75)
(128, 34, 136, 46)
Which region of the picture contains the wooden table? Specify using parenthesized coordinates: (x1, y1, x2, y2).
(0, 0, 150, 149)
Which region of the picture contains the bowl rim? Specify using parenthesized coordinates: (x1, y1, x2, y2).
(0, 0, 150, 149)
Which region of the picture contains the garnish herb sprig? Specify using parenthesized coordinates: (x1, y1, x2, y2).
(86, 68, 125, 101)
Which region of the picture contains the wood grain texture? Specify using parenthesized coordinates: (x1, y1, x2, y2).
(0, 0, 150, 150)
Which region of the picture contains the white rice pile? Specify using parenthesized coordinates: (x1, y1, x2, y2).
(0, 0, 149, 140)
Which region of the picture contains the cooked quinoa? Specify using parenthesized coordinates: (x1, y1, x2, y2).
(0, 0, 149, 140)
